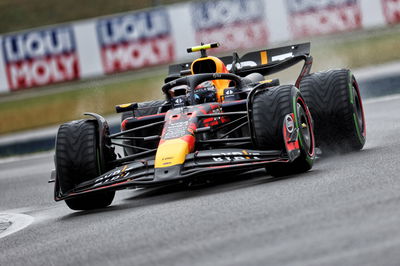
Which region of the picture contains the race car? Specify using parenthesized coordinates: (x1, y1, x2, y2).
(50, 42, 366, 210)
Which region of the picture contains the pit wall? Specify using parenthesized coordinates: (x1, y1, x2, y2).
(0, 0, 398, 93)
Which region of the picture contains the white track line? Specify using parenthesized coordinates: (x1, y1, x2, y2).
(0, 213, 34, 239)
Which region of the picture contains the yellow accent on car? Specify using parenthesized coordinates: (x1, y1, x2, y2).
(260, 51, 268, 65)
(154, 139, 190, 168)
(191, 56, 230, 101)
(259, 79, 273, 84)
(188, 43, 220, 53)
(118, 103, 132, 108)
(242, 150, 250, 159)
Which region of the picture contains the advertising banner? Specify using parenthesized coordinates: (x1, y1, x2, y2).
(96, 8, 175, 74)
(382, 0, 400, 24)
(287, 0, 362, 38)
(1, 26, 79, 91)
(190, 0, 269, 52)
(0, 0, 395, 93)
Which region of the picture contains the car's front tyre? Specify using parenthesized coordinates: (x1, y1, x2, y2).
(251, 85, 315, 177)
(55, 119, 115, 210)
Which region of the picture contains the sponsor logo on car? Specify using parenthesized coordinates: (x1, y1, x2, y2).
(211, 151, 261, 162)
(190, 0, 269, 52)
(286, 0, 362, 38)
(2, 26, 79, 90)
(96, 8, 175, 74)
(382, 0, 400, 24)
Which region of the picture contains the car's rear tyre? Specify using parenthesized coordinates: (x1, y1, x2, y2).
(251, 85, 315, 177)
(55, 119, 115, 210)
(300, 69, 366, 153)
(121, 100, 165, 155)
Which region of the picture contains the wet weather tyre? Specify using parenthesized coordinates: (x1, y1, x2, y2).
(299, 69, 366, 153)
(251, 85, 315, 177)
(55, 119, 115, 210)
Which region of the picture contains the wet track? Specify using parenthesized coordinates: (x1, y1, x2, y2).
(1, 95, 400, 266)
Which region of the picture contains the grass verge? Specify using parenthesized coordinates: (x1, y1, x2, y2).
(0, 76, 163, 134)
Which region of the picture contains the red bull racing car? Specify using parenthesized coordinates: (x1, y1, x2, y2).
(51, 42, 366, 210)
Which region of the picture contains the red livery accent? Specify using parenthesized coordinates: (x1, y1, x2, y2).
(283, 113, 300, 152)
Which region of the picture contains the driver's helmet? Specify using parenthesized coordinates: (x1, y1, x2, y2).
(191, 81, 217, 104)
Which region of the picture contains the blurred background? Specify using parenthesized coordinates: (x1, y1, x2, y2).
(0, 0, 399, 155)
(0, 0, 181, 33)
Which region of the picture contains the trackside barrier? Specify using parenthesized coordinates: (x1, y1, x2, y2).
(0, 119, 121, 158)
(0, 0, 399, 92)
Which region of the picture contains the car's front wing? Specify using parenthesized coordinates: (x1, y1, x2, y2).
(54, 149, 289, 201)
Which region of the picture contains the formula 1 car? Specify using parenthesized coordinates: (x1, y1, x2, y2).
(51, 42, 366, 210)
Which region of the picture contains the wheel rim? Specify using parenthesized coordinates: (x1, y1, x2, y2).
(297, 102, 312, 154)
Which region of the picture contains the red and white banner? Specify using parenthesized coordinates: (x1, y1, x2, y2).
(190, 0, 268, 52)
(1, 26, 79, 91)
(96, 8, 175, 74)
(0, 0, 396, 93)
(287, 0, 362, 38)
(382, 0, 400, 24)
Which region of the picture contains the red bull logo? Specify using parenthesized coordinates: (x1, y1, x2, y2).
(97, 8, 175, 74)
(2, 27, 79, 90)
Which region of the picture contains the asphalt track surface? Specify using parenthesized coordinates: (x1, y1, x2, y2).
(1, 94, 400, 266)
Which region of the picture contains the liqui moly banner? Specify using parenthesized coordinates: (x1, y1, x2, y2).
(382, 0, 400, 24)
(2, 26, 79, 91)
(96, 8, 175, 74)
(190, 0, 269, 52)
(287, 0, 362, 38)
(0, 0, 397, 93)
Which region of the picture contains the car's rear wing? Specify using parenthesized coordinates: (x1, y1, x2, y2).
(166, 43, 313, 86)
